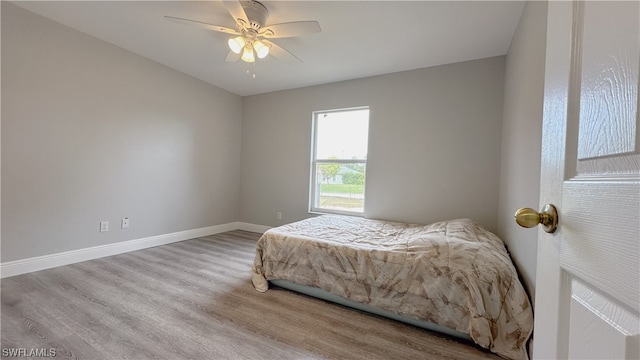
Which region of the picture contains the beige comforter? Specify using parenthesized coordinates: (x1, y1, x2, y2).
(251, 215, 533, 360)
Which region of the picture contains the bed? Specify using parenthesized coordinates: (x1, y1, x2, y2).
(251, 215, 533, 360)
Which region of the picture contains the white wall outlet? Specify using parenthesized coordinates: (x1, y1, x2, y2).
(121, 218, 130, 229)
(277, 212, 282, 220)
(100, 221, 109, 232)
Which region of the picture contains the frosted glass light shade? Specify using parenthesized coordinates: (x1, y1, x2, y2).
(228, 36, 245, 54)
(241, 46, 255, 62)
(253, 40, 270, 59)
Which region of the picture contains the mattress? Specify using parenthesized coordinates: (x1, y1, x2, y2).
(251, 215, 533, 360)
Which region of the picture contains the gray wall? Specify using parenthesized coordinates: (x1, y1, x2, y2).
(3, 1, 544, 303)
(497, 1, 547, 298)
(2, 3, 243, 262)
(240, 57, 505, 231)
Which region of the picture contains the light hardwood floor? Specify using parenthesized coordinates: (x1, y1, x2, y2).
(1, 230, 500, 359)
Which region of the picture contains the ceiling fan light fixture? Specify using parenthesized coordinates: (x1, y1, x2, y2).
(165, 0, 321, 64)
(253, 39, 270, 58)
(228, 36, 246, 54)
(241, 46, 255, 63)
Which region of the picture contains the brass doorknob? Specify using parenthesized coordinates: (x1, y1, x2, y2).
(514, 204, 558, 233)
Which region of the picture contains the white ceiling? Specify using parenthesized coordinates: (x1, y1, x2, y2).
(12, 1, 525, 96)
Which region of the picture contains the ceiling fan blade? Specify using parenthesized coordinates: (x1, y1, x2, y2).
(259, 21, 321, 38)
(165, 16, 240, 35)
(226, 50, 240, 62)
(223, 0, 249, 28)
(263, 40, 302, 63)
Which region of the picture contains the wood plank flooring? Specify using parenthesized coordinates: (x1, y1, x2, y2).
(1, 230, 500, 359)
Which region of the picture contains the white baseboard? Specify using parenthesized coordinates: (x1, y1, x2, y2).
(236, 222, 272, 234)
(1, 222, 270, 279)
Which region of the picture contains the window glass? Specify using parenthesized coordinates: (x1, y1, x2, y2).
(310, 108, 369, 215)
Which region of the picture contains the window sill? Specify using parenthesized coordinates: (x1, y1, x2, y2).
(308, 209, 365, 217)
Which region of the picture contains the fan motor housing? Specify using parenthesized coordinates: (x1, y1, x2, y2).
(242, 0, 269, 30)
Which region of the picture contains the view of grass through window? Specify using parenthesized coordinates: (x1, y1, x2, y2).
(311, 108, 369, 214)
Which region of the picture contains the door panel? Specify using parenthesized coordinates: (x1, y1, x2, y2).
(561, 181, 639, 311)
(561, 1, 639, 358)
(535, 1, 640, 359)
(577, 1, 638, 160)
(568, 279, 639, 359)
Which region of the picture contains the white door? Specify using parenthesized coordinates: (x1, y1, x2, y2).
(532, 1, 639, 359)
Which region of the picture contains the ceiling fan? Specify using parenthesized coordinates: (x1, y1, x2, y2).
(165, 0, 321, 63)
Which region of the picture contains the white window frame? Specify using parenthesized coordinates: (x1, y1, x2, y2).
(309, 106, 369, 216)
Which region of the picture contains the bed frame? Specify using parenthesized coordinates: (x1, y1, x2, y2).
(270, 279, 472, 342)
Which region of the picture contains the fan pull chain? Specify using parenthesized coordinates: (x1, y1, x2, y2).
(245, 62, 257, 79)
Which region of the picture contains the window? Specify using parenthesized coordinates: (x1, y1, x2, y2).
(310, 107, 369, 215)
